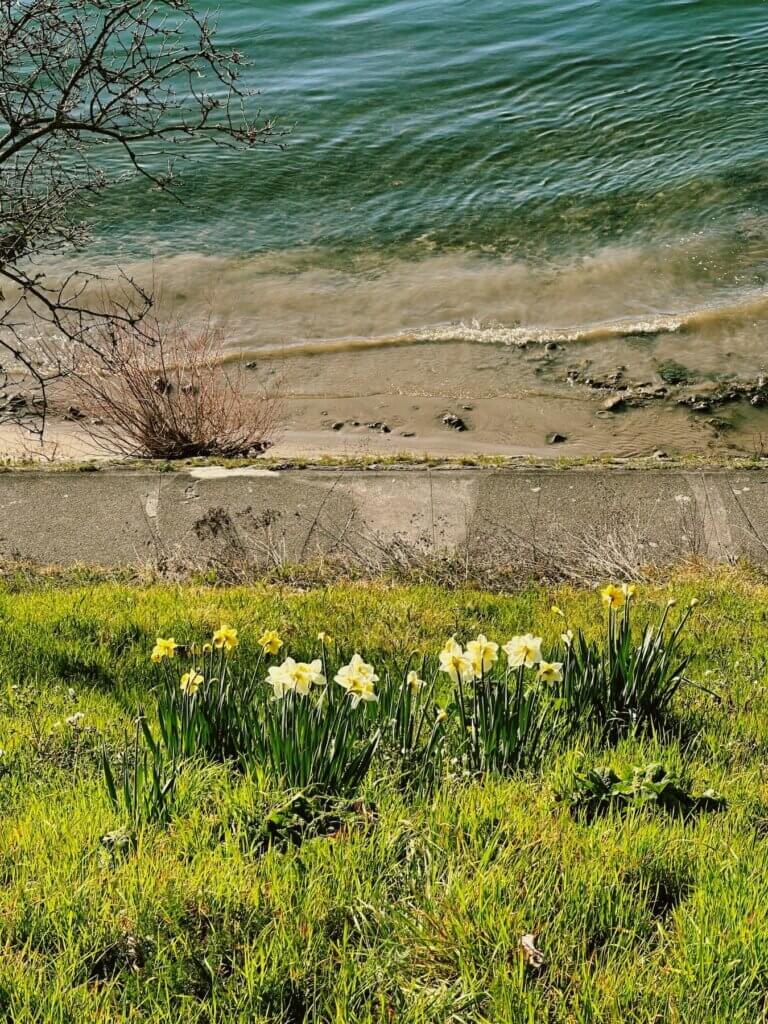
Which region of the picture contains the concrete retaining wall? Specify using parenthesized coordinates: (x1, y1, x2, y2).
(0, 465, 766, 568)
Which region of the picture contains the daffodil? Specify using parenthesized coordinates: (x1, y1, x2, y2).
(291, 659, 326, 695)
(561, 629, 574, 647)
(212, 624, 238, 652)
(551, 605, 565, 618)
(406, 669, 425, 694)
(502, 634, 543, 669)
(267, 662, 294, 699)
(438, 640, 475, 684)
(441, 635, 461, 656)
(466, 634, 499, 677)
(348, 678, 378, 708)
(151, 637, 177, 663)
(317, 631, 332, 644)
(258, 629, 283, 655)
(268, 657, 326, 698)
(335, 655, 379, 707)
(435, 708, 448, 724)
(689, 598, 699, 608)
(601, 584, 625, 609)
(537, 660, 564, 684)
(202, 642, 213, 654)
(180, 670, 204, 696)
(335, 654, 379, 695)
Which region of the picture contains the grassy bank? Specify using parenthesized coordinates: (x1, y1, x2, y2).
(1, 571, 768, 1021)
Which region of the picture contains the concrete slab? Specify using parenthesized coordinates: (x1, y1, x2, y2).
(0, 466, 766, 568)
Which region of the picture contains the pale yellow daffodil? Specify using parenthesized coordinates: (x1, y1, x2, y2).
(502, 634, 543, 669)
(537, 660, 564, 684)
(438, 641, 475, 684)
(180, 670, 204, 696)
(406, 669, 425, 694)
(335, 654, 379, 706)
(465, 634, 499, 677)
(268, 657, 326, 698)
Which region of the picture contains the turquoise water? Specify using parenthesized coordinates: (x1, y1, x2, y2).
(94, 0, 768, 351)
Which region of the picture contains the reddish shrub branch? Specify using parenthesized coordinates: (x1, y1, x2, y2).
(71, 317, 281, 459)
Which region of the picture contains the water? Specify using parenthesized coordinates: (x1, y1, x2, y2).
(92, 0, 768, 360)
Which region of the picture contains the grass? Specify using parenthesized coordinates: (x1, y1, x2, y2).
(1, 569, 768, 1020)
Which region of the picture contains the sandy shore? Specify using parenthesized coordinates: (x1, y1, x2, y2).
(3, 335, 768, 462)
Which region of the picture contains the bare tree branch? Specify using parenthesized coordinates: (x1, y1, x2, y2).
(0, 0, 282, 438)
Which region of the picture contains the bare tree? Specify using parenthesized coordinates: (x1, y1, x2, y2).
(0, 0, 278, 437)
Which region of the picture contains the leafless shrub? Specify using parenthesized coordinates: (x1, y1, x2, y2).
(69, 316, 282, 459)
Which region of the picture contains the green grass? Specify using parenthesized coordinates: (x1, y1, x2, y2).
(1, 570, 768, 1021)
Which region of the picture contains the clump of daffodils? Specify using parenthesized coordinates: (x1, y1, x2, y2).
(268, 657, 326, 699)
(335, 654, 379, 707)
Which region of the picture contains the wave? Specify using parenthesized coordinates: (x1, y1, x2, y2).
(55, 235, 768, 369)
(229, 294, 768, 360)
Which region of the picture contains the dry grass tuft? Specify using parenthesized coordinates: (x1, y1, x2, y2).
(70, 316, 281, 459)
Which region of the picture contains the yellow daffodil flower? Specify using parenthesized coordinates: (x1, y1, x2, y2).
(502, 634, 543, 669)
(435, 708, 448, 724)
(537, 661, 564, 684)
(151, 637, 177, 663)
(212, 624, 238, 652)
(601, 584, 625, 609)
(465, 634, 499, 677)
(551, 605, 565, 618)
(317, 631, 332, 643)
(622, 583, 637, 599)
(561, 629, 574, 647)
(180, 670, 204, 696)
(689, 597, 699, 608)
(202, 643, 213, 654)
(258, 629, 283, 655)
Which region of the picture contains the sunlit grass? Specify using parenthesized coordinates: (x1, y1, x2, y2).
(0, 569, 767, 1020)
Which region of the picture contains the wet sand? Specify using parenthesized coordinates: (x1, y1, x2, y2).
(4, 337, 768, 462)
